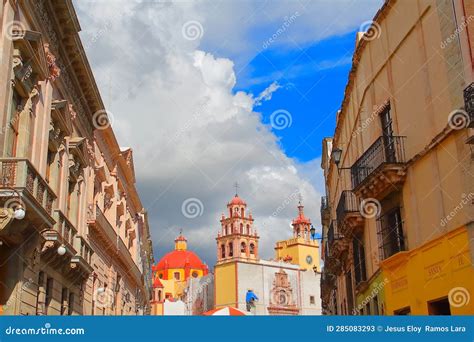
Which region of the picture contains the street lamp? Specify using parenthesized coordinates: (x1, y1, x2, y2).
(57, 245, 67, 256)
(310, 224, 316, 240)
(13, 206, 25, 220)
(332, 148, 342, 167)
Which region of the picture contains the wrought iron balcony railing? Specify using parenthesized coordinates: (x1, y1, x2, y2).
(351, 136, 406, 190)
(0, 158, 56, 217)
(327, 220, 344, 247)
(336, 190, 359, 220)
(377, 206, 405, 260)
(50, 209, 77, 251)
(464, 82, 474, 128)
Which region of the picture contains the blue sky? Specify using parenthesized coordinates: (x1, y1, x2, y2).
(238, 31, 357, 162)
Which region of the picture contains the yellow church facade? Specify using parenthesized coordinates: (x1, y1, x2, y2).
(214, 195, 322, 315)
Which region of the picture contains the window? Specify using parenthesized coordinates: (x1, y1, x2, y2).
(377, 207, 405, 260)
(45, 277, 53, 314)
(36, 272, 45, 315)
(379, 103, 396, 162)
(157, 290, 162, 301)
(61, 287, 68, 315)
(228, 243, 233, 257)
(345, 271, 354, 314)
(192, 271, 199, 278)
(174, 272, 180, 280)
(428, 297, 451, 315)
(365, 302, 371, 315)
(5, 90, 21, 157)
(249, 243, 255, 255)
(68, 292, 74, 315)
(221, 244, 225, 258)
(240, 223, 243, 233)
(158, 273, 163, 279)
(246, 225, 250, 235)
(241, 208, 244, 217)
(240, 242, 246, 253)
(373, 295, 379, 315)
(353, 235, 367, 284)
(310, 296, 315, 305)
(45, 150, 55, 183)
(394, 306, 411, 315)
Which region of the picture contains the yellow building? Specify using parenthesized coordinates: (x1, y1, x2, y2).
(321, 0, 473, 315)
(151, 233, 208, 315)
(215, 194, 322, 315)
(275, 202, 321, 272)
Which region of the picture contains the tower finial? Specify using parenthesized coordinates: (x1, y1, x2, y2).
(234, 182, 239, 196)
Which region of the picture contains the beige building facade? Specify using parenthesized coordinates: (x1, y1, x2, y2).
(0, 0, 154, 315)
(321, 0, 473, 315)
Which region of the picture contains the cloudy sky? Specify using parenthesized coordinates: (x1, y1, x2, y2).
(74, 0, 382, 266)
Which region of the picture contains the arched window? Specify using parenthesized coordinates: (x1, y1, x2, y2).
(241, 208, 244, 217)
(158, 290, 162, 301)
(240, 223, 243, 234)
(246, 225, 250, 235)
(221, 244, 225, 258)
(240, 242, 247, 253)
(249, 243, 255, 255)
(228, 242, 233, 257)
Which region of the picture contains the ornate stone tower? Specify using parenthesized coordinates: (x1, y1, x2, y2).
(275, 201, 321, 272)
(292, 200, 311, 240)
(216, 193, 259, 264)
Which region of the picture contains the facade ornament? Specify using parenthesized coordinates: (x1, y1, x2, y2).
(68, 103, 77, 121)
(44, 43, 60, 81)
(86, 138, 95, 162)
(20, 86, 39, 117)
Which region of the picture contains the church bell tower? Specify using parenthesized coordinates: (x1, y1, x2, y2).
(216, 191, 259, 264)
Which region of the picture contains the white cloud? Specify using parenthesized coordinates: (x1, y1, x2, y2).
(254, 81, 282, 106)
(73, 0, 380, 264)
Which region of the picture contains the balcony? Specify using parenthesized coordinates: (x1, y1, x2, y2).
(320, 196, 330, 226)
(464, 82, 473, 128)
(70, 235, 94, 278)
(327, 220, 349, 263)
(336, 190, 363, 235)
(88, 204, 142, 285)
(0, 158, 56, 229)
(42, 209, 78, 255)
(351, 136, 407, 199)
(376, 206, 405, 261)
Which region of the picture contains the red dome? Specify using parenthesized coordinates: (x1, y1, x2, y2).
(229, 194, 246, 205)
(155, 250, 208, 270)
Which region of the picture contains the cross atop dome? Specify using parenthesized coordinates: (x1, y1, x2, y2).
(234, 181, 239, 196)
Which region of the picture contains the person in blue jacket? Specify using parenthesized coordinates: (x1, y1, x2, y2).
(246, 289, 259, 312)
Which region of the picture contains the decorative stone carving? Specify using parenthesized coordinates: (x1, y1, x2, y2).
(44, 43, 60, 81)
(267, 269, 300, 315)
(0, 208, 14, 232)
(68, 103, 77, 121)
